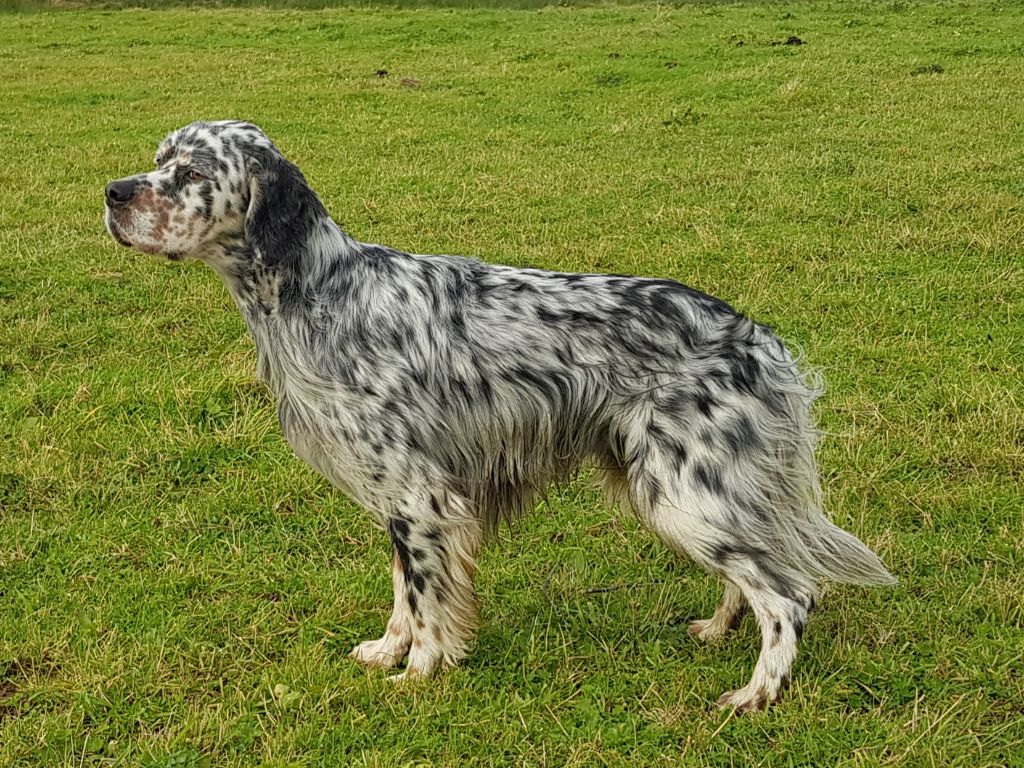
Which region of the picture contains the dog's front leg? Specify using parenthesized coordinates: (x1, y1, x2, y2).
(384, 507, 483, 681)
(350, 546, 413, 669)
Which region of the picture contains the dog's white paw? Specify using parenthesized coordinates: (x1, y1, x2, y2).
(715, 684, 777, 713)
(387, 666, 428, 683)
(350, 638, 406, 669)
(687, 618, 731, 642)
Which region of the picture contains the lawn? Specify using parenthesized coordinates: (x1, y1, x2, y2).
(0, 1, 1022, 765)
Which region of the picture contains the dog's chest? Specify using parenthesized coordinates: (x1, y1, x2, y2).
(248, 316, 407, 515)
(274, 385, 393, 512)
(248, 324, 362, 484)
(277, 391, 352, 478)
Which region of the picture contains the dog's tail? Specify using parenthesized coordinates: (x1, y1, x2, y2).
(798, 518, 898, 586)
(749, 325, 897, 588)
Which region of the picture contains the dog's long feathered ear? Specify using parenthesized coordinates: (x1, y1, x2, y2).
(244, 147, 326, 267)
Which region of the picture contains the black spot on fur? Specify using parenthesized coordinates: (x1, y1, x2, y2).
(452, 377, 472, 405)
(642, 473, 663, 506)
(387, 524, 419, 614)
(725, 414, 761, 456)
(537, 306, 560, 323)
(791, 606, 807, 639)
(728, 352, 762, 395)
(757, 563, 798, 601)
(662, 437, 688, 471)
(381, 399, 403, 417)
(199, 183, 214, 220)
(711, 542, 764, 565)
(653, 388, 692, 416)
(694, 390, 718, 418)
(157, 176, 182, 199)
(478, 375, 495, 406)
(362, 245, 399, 275)
(693, 462, 724, 495)
(390, 517, 411, 540)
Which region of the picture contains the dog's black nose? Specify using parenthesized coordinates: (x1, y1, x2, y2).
(105, 178, 138, 207)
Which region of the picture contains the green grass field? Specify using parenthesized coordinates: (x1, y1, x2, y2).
(1, 2, 1022, 765)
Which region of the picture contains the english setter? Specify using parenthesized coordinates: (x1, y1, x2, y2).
(104, 121, 895, 712)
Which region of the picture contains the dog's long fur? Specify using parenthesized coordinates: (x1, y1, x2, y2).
(105, 121, 895, 711)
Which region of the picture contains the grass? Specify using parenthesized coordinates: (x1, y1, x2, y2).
(1, 1, 1022, 765)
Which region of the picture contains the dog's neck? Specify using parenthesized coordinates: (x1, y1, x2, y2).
(203, 218, 354, 313)
(201, 219, 358, 389)
(204, 240, 283, 320)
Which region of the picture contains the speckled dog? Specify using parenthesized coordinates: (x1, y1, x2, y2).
(105, 121, 895, 712)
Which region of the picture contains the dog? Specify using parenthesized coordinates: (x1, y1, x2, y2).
(104, 120, 895, 711)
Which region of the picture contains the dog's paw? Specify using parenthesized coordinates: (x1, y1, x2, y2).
(687, 618, 731, 642)
(715, 685, 777, 713)
(387, 666, 429, 684)
(387, 649, 447, 682)
(350, 638, 406, 669)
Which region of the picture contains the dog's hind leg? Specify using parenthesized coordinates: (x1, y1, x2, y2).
(598, 447, 744, 643)
(350, 546, 413, 669)
(621, 407, 819, 711)
(639, 477, 815, 711)
(711, 569, 813, 712)
(688, 580, 746, 641)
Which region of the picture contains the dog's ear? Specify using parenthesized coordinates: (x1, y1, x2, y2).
(244, 147, 325, 268)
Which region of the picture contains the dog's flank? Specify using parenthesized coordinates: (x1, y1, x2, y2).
(105, 120, 895, 712)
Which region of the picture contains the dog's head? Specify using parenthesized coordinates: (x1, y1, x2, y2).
(104, 120, 324, 266)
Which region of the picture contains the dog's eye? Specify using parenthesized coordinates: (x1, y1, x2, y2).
(187, 169, 208, 183)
